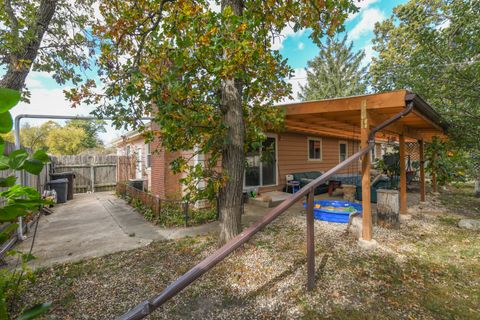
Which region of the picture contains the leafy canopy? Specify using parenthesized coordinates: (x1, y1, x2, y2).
(0, 0, 97, 94)
(299, 35, 369, 101)
(370, 0, 480, 150)
(69, 0, 358, 200)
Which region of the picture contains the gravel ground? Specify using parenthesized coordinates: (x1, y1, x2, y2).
(14, 187, 480, 319)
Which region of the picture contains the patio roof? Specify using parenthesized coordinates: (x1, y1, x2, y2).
(281, 90, 447, 142)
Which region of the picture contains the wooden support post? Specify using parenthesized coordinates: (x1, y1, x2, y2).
(306, 189, 315, 290)
(419, 140, 426, 202)
(361, 100, 372, 241)
(399, 134, 407, 214)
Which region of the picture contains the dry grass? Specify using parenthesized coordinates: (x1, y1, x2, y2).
(14, 186, 480, 319)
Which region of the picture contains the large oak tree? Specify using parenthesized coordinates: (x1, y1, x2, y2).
(72, 0, 358, 244)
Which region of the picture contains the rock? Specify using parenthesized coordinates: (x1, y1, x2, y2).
(358, 238, 378, 250)
(458, 219, 480, 230)
(348, 215, 362, 239)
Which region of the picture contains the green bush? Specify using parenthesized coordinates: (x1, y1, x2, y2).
(157, 202, 216, 227)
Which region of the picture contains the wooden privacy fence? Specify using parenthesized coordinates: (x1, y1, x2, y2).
(52, 155, 118, 193)
(117, 156, 136, 182)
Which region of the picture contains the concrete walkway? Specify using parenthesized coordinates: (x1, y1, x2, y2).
(14, 192, 269, 267)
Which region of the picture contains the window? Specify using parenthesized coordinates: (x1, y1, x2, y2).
(339, 141, 348, 162)
(146, 143, 151, 168)
(308, 138, 322, 160)
(245, 136, 277, 187)
(126, 145, 131, 157)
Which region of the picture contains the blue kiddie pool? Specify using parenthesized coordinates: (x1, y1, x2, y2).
(304, 200, 362, 223)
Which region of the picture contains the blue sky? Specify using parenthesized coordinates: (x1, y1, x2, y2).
(12, 0, 408, 144)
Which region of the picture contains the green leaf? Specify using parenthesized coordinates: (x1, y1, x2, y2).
(0, 136, 5, 155)
(0, 112, 13, 134)
(8, 149, 29, 169)
(0, 88, 21, 113)
(0, 155, 10, 170)
(32, 149, 50, 163)
(0, 175, 16, 187)
(0, 223, 18, 243)
(23, 159, 44, 175)
(0, 204, 27, 222)
(17, 302, 52, 320)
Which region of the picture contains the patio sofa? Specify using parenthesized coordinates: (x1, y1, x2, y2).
(355, 175, 399, 203)
(291, 171, 329, 195)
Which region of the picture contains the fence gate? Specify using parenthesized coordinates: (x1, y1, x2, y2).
(52, 155, 118, 193)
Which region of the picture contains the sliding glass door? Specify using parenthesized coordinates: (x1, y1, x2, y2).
(245, 136, 277, 187)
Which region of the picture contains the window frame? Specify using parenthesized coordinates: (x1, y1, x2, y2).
(146, 143, 151, 168)
(339, 140, 348, 163)
(307, 137, 323, 161)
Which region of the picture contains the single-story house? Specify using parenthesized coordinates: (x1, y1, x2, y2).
(113, 90, 438, 200)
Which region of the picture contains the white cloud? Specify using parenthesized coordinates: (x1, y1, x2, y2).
(271, 25, 306, 50)
(350, 8, 385, 40)
(348, 0, 379, 20)
(298, 42, 305, 50)
(282, 68, 308, 103)
(361, 44, 375, 66)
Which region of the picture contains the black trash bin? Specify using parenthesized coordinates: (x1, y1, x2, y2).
(128, 179, 145, 191)
(50, 172, 75, 200)
(47, 178, 68, 203)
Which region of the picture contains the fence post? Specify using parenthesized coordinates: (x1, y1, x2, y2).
(155, 196, 161, 220)
(183, 201, 189, 227)
(90, 158, 95, 193)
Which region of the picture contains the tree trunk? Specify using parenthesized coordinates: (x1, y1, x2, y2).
(376, 189, 400, 229)
(218, 78, 245, 245)
(0, 0, 57, 90)
(217, 0, 245, 246)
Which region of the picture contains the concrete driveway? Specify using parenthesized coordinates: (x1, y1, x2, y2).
(16, 192, 166, 267)
(14, 192, 275, 268)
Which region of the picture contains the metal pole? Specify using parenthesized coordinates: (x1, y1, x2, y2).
(306, 189, 315, 290)
(14, 114, 152, 239)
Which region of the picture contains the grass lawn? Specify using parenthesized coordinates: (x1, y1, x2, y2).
(14, 185, 480, 319)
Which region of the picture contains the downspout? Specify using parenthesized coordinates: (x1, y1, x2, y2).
(117, 100, 415, 320)
(14, 114, 152, 240)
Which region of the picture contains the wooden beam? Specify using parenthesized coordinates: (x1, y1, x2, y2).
(399, 134, 407, 214)
(361, 100, 372, 241)
(419, 139, 426, 202)
(369, 110, 422, 140)
(412, 109, 444, 131)
(283, 90, 408, 116)
(285, 122, 361, 139)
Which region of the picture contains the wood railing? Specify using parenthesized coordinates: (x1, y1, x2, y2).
(118, 102, 415, 320)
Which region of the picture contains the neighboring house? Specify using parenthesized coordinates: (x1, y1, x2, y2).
(112, 123, 191, 198)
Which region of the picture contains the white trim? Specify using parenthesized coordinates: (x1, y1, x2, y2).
(338, 140, 348, 163)
(307, 137, 323, 161)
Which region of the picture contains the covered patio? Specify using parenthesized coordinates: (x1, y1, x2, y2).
(281, 89, 447, 242)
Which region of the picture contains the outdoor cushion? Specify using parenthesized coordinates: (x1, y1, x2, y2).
(305, 171, 322, 179)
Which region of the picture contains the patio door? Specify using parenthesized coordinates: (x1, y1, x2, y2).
(245, 136, 277, 188)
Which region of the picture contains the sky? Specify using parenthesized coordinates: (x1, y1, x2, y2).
(10, 0, 408, 145)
